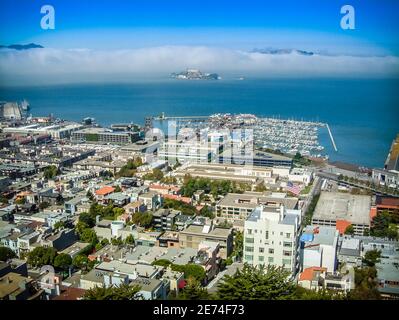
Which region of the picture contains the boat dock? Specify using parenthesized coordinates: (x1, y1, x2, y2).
(326, 123, 338, 152)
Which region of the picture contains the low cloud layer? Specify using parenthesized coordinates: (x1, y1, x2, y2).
(1, 46, 398, 85)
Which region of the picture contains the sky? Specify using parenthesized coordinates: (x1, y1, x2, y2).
(0, 0, 399, 84)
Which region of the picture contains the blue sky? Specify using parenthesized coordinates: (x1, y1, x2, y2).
(1, 0, 399, 54)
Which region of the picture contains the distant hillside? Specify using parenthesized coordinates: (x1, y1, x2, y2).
(0, 43, 44, 50)
(252, 48, 315, 56)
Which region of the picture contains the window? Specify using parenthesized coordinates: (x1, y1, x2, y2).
(245, 237, 254, 244)
(283, 242, 292, 247)
(259, 247, 264, 253)
(280, 232, 283, 236)
(282, 259, 291, 265)
(283, 251, 291, 256)
(286, 233, 291, 238)
(247, 229, 252, 235)
(245, 255, 253, 261)
(268, 248, 274, 254)
(259, 256, 264, 262)
(268, 257, 274, 263)
(265, 231, 269, 240)
(245, 246, 254, 252)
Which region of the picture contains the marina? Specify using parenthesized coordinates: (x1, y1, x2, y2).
(153, 113, 337, 159)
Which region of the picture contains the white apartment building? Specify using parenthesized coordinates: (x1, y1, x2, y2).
(243, 205, 301, 276)
(300, 225, 339, 273)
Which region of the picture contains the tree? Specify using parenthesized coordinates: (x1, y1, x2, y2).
(363, 250, 381, 267)
(178, 277, 212, 300)
(83, 284, 141, 300)
(254, 183, 267, 192)
(44, 165, 58, 179)
(73, 254, 89, 271)
(0, 195, 9, 204)
(217, 264, 296, 300)
(54, 253, 72, 271)
(75, 221, 89, 237)
(15, 197, 26, 205)
(39, 201, 50, 210)
(80, 228, 98, 245)
(152, 260, 206, 283)
(370, 211, 398, 240)
(86, 190, 94, 201)
(79, 212, 95, 227)
(111, 237, 123, 246)
(344, 225, 355, 235)
(27, 247, 58, 268)
(0, 246, 16, 261)
(131, 212, 153, 228)
(232, 231, 243, 261)
(114, 185, 122, 193)
(53, 221, 66, 230)
(143, 168, 164, 181)
(124, 234, 135, 245)
(295, 286, 345, 300)
(199, 205, 214, 219)
(348, 267, 381, 300)
(152, 259, 173, 267)
(163, 198, 197, 216)
(182, 264, 206, 283)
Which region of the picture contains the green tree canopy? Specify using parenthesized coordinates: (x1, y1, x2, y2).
(217, 264, 296, 300)
(27, 247, 58, 268)
(80, 228, 98, 245)
(344, 225, 355, 235)
(54, 253, 72, 271)
(44, 165, 59, 179)
(79, 212, 95, 228)
(370, 211, 398, 240)
(178, 277, 212, 300)
(124, 234, 135, 245)
(83, 284, 141, 300)
(363, 250, 381, 267)
(181, 264, 206, 283)
(347, 266, 381, 300)
(163, 198, 196, 216)
(0, 246, 16, 261)
(131, 212, 153, 228)
(73, 254, 89, 271)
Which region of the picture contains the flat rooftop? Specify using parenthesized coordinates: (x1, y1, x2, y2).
(217, 192, 298, 209)
(313, 192, 371, 225)
(219, 149, 292, 162)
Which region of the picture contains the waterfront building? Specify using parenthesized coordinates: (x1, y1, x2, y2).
(71, 127, 140, 144)
(3, 122, 83, 139)
(372, 168, 399, 189)
(158, 138, 223, 164)
(218, 149, 293, 168)
(173, 163, 277, 185)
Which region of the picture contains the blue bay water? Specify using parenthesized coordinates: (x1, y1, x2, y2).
(0, 78, 398, 168)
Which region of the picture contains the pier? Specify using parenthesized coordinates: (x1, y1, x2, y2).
(153, 115, 209, 122)
(326, 123, 338, 152)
